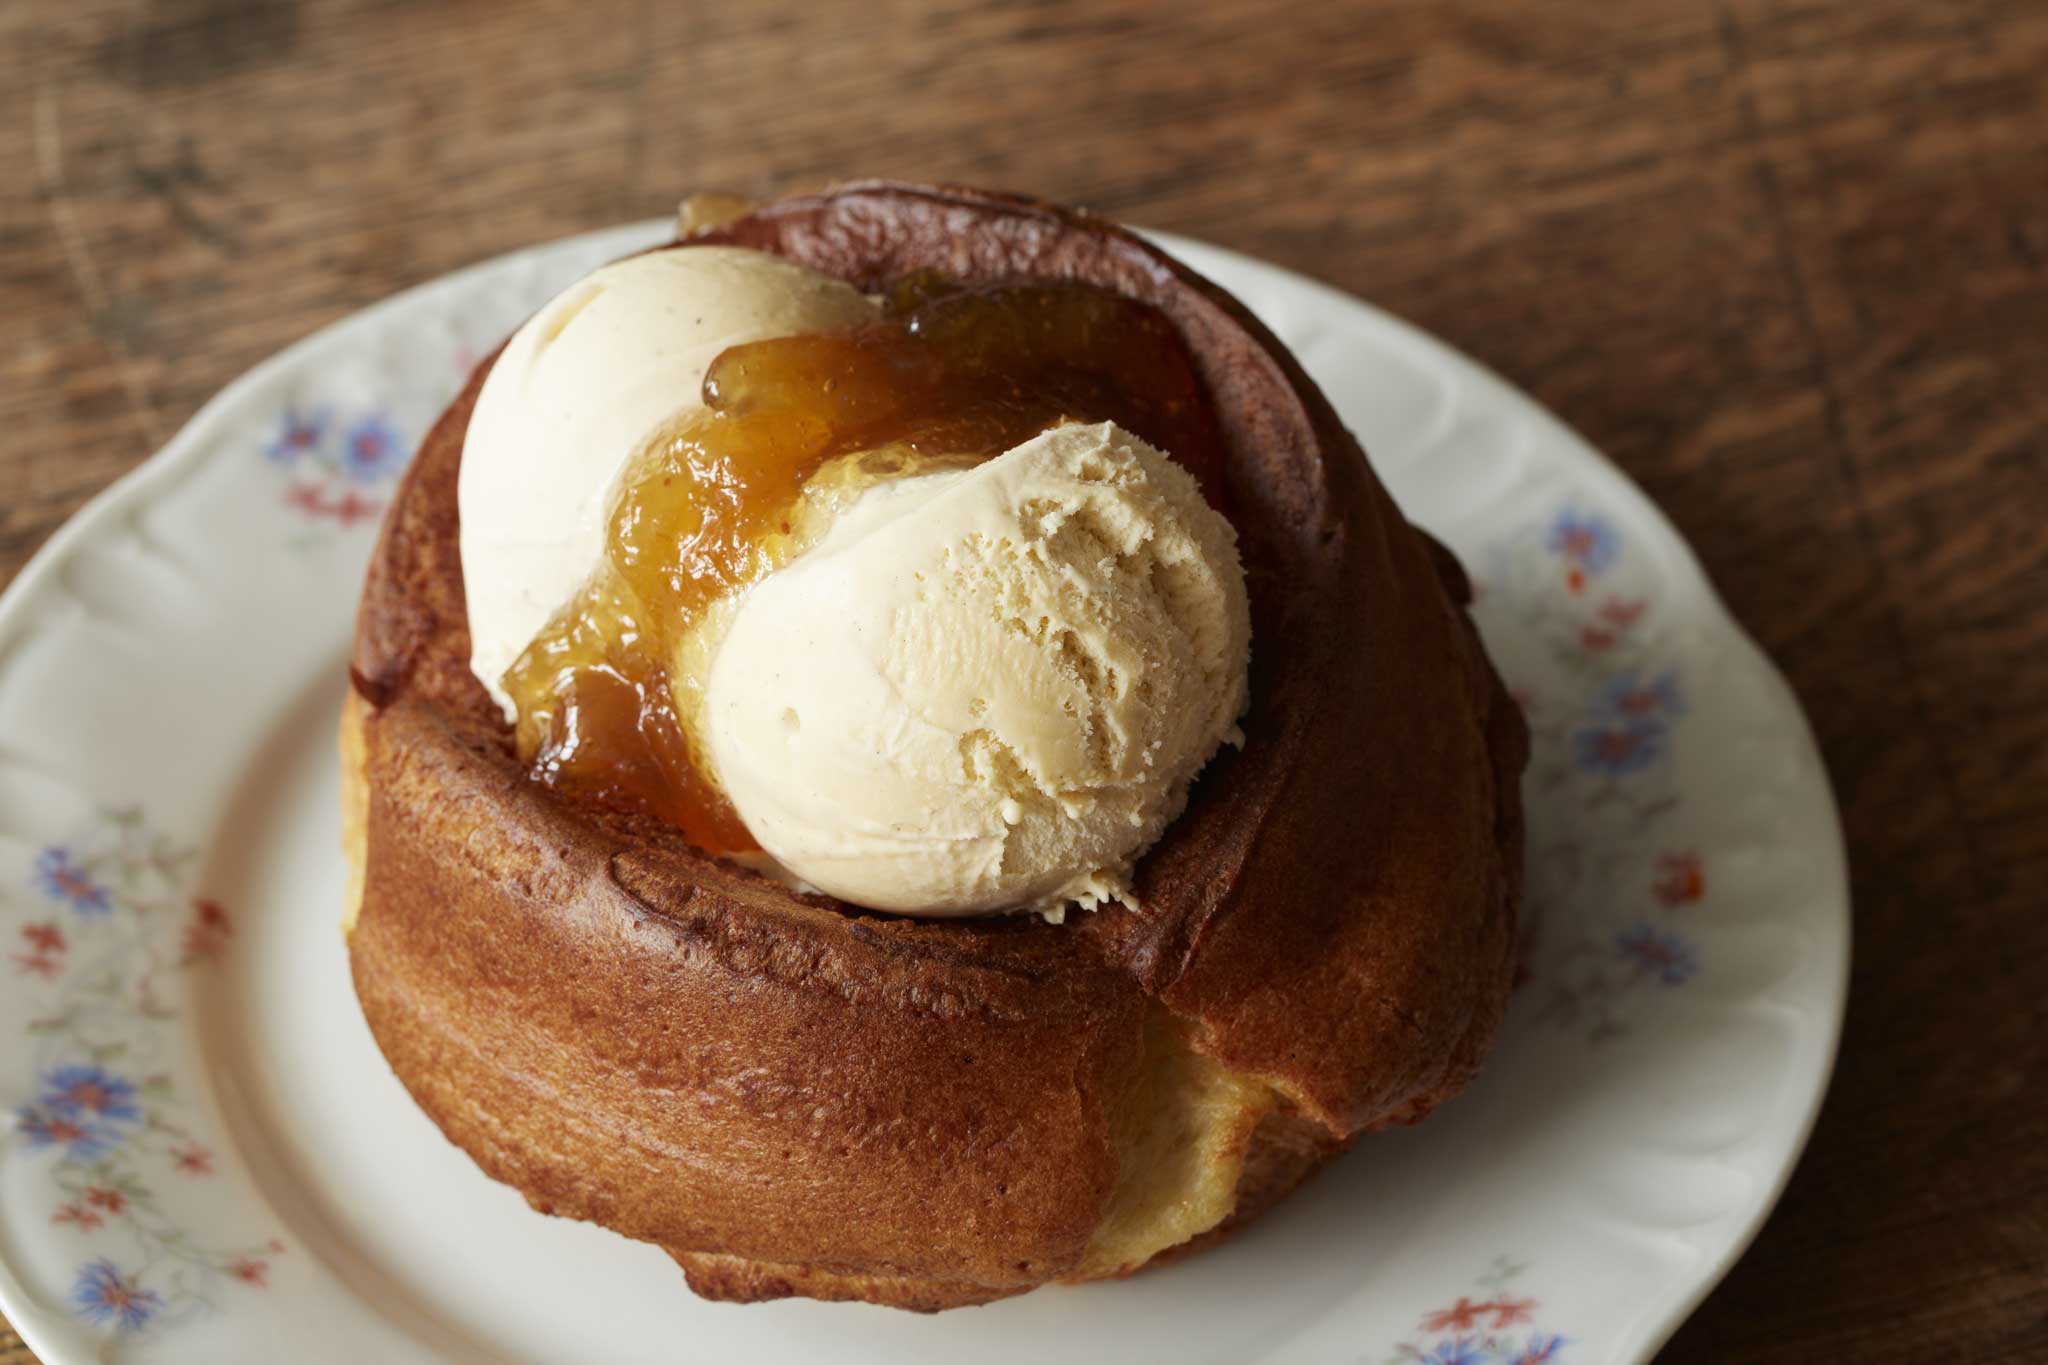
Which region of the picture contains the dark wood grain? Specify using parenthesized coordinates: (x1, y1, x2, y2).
(3, 1, 2044, 1360)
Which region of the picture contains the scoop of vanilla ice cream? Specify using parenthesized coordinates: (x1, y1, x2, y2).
(459, 247, 880, 715)
(702, 421, 1251, 917)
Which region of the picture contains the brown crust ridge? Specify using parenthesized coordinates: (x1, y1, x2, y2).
(345, 182, 1527, 1308)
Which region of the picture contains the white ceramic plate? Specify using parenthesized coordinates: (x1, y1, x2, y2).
(0, 224, 1847, 1365)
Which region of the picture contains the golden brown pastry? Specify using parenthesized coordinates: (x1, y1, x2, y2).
(341, 182, 1527, 1311)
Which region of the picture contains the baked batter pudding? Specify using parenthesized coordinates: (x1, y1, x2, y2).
(342, 182, 1527, 1310)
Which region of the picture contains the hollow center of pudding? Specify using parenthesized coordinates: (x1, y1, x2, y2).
(499, 272, 1229, 856)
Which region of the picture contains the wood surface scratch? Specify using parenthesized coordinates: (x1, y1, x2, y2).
(31, 81, 165, 450)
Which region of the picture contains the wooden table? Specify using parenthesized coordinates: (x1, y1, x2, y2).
(4, 1, 2044, 1360)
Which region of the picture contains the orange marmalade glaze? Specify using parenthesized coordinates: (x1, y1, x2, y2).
(499, 271, 1228, 855)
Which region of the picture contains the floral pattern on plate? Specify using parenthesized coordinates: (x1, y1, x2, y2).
(7, 808, 284, 1334)
(1480, 506, 1713, 1042)
(266, 405, 411, 534)
(1385, 1258, 1568, 1364)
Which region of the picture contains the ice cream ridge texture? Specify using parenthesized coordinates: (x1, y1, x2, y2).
(343, 183, 1528, 1310)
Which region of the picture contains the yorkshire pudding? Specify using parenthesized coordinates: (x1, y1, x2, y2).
(341, 183, 1527, 1311)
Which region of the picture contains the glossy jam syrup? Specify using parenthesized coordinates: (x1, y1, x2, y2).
(499, 271, 1229, 854)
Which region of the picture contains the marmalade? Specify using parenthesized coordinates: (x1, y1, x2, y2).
(499, 272, 1228, 854)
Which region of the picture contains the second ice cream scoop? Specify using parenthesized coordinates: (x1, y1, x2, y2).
(702, 420, 1252, 917)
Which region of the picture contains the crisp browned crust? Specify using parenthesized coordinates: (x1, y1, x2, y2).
(345, 183, 1527, 1308)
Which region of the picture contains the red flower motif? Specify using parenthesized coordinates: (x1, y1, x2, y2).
(1612, 686, 1660, 716)
(1566, 567, 1586, 595)
(85, 1186, 128, 1214)
(340, 492, 380, 526)
(173, 1143, 214, 1176)
(285, 482, 383, 526)
(1422, 1297, 1488, 1333)
(1598, 597, 1646, 627)
(1579, 625, 1617, 651)
(59, 1078, 116, 1114)
(228, 1256, 269, 1287)
(43, 1117, 86, 1144)
(52, 1203, 104, 1231)
(13, 922, 68, 977)
(21, 922, 66, 954)
(1654, 851, 1706, 906)
(1421, 1296, 1538, 1334)
(1594, 730, 1642, 764)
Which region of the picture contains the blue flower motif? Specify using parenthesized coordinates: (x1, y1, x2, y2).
(1511, 1335, 1568, 1364)
(33, 847, 112, 916)
(1616, 924, 1698, 984)
(264, 407, 330, 466)
(71, 1259, 161, 1331)
(1597, 670, 1683, 723)
(1420, 1340, 1490, 1365)
(1570, 719, 1666, 775)
(340, 414, 405, 483)
(1547, 509, 1618, 574)
(41, 1064, 142, 1124)
(15, 1105, 125, 1161)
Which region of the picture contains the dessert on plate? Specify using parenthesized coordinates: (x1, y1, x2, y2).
(341, 182, 1528, 1310)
